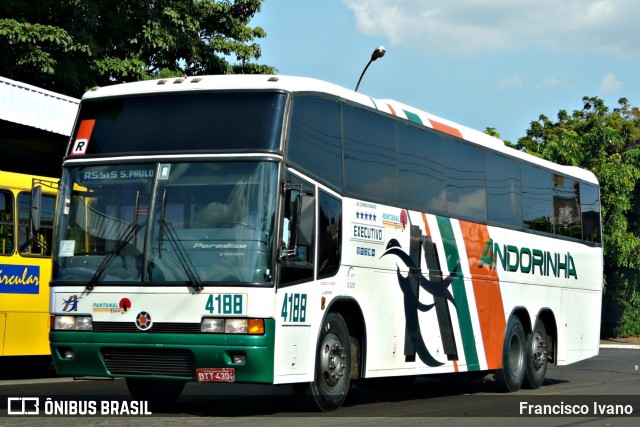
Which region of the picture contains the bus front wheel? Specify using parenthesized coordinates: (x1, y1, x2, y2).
(494, 315, 526, 392)
(125, 378, 185, 405)
(298, 312, 352, 411)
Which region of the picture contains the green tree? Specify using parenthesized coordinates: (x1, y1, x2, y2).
(0, 0, 275, 97)
(484, 127, 516, 148)
(516, 96, 640, 337)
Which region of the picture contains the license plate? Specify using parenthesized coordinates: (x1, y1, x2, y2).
(196, 368, 236, 383)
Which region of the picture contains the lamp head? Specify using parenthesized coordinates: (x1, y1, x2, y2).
(371, 46, 386, 61)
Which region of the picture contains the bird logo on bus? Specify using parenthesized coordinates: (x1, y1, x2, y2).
(381, 238, 459, 367)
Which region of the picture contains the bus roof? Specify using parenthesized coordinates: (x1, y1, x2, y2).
(81, 75, 598, 185)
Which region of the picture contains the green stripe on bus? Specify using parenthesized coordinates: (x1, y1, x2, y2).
(436, 216, 480, 371)
(403, 110, 423, 125)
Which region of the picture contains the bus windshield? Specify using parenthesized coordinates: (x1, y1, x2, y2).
(53, 161, 278, 286)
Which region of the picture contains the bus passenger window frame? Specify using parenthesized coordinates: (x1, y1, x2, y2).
(17, 191, 55, 257)
(317, 190, 341, 279)
(0, 190, 14, 255)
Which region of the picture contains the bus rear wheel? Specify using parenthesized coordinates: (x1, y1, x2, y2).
(523, 319, 548, 389)
(494, 315, 526, 392)
(298, 312, 351, 411)
(125, 378, 185, 405)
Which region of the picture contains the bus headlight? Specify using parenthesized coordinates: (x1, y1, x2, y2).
(225, 319, 248, 334)
(54, 316, 75, 330)
(200, 318, 264, 335)
(201, 318, 225, 333)
(75, 316, 93, 330)
(53, 315, 93, 331)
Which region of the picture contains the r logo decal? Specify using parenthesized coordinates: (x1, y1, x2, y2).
(70, 119, 96, 156)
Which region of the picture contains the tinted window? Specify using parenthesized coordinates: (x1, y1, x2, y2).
(0, 191, 13, 255)
(580, 182, 601, 243)
(288, 96, 342, 190)
(552, 175, 580, 238)
(18, 192, 56, 256)
(486, 153, 522, 227)
(445, 140, 486, 222)
(318, 191, 341, 278)
(522, 165, 552, 232)
(73, 92, 286, 156)
(398, 123, 446, 213)
(343, 105, 397, 202)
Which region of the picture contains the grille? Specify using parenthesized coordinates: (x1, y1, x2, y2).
(100, 347, 196, 377)
(93, 322, 201, 333)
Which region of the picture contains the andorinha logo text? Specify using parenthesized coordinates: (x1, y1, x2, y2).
(479, 239, 577, 279)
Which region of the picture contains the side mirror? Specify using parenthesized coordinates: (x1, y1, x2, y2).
(31, 186, 42, 234)
(280, 188, 315, 261)
(296, 194, 314, 247)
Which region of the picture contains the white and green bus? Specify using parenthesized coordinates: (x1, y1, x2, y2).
(49, 75, 602, 411)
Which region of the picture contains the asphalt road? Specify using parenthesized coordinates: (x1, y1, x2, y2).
(0, 345, 638, 426)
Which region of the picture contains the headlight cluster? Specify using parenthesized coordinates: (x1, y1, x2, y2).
(52, 315, 93, 331)
(201, 318, 264, 335)
(50, 315, 264, 334)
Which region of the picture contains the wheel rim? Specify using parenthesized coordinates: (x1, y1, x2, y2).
(531, 332, 547, 370)
(319, 332, 346, 389)
(508, 332, 524, 375)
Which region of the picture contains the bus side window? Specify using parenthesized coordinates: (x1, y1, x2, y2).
(580, 182, 601, 244)
(318, 191, 341, 279)
(18, 192, 55, 256)
(0, 190, 14, 255)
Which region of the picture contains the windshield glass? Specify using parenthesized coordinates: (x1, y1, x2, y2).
(53, 161, 278, 286)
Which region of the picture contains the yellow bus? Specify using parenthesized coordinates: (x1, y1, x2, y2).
(0, 170, 57, 367)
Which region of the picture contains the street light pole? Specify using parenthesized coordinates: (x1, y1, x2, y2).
(355, 46, 386, 92)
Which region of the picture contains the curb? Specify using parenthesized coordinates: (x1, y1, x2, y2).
(600, 344, 640, 349)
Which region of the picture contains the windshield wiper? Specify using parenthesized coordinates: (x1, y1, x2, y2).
(85, 222, 138, 291)
(157, 189, 203, 292)
(157, 220, 203, 293)
(85, 191, 140, 291)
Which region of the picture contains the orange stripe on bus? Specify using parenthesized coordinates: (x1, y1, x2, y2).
(76, 119, 96, 141)
(421, 212, 431, 236)
(458, 221, 505, 370)
(428, 119, 463, 138)
(386, 103, 397, 116)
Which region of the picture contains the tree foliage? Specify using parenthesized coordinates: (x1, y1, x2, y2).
(516, 96, 640, 337)
(0, 0, 276, 97)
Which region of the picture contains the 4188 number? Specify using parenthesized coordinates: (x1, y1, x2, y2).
(281, 293, 307, 323)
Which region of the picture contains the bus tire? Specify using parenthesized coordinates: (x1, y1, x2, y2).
(523, 319, 548, 389)
(307, 312, 352, 411)
(125, 378, 185, 405)
(494, 315, 526, 392)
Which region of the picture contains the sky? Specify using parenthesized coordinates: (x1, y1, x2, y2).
(250, 0, 640, 143)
